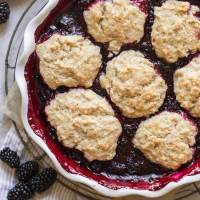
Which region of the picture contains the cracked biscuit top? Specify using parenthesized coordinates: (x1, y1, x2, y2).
(84, 0, 146, 52)
(174, 56, 200, 118)
(100, 50, 167, 118)
(45, 89, 122, 161)
(151, 0, 200, 63)
(36, 34, 102, 89)
(133, 111, 197, 170)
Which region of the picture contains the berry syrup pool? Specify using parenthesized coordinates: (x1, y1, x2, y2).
(24, 0, 200, 191)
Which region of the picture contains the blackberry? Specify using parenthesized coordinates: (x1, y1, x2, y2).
(0, 2, 10, 24)
(76, 0, 93, 11)
(90, 161, 102, 173)
(56, 14, 82, 34)
(16, 161, 39, 183)
(56, 14, 75, 30)
(28, 168, 57, 193)
(0, 147, 20, 168)
(7, 183, 33, 200)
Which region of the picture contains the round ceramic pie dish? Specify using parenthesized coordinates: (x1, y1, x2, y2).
(15, 0, 200, 198)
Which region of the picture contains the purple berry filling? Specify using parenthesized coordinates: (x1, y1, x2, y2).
(25, 0, 200, 190)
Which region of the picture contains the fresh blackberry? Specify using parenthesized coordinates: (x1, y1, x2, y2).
(28, 168, 57, 193)
(56, 14, 75, 30)
(0, 2, 10, 24)
(16, 161, 39, 183)
(90, 161, 102, 173)
(76, 0, 93, 11)
(0, 147, 20, 168)
(56, 14, 82, 34)
(7, 183, 33, 200)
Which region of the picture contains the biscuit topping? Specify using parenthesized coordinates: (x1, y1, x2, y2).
(175, 56, 200, 117)
(84, 0, 146, 52)
(100, 50, 167, 118)
(36, 34, 102, 89)
(133, 111, 197, 170)
(152, 0, 200, 63)
(45, 89, 122, 161)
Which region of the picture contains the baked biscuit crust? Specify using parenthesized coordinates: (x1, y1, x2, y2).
(152, 0, 200, 63)
(133, 111, 197, 170)
(45, 89, 122, 161)
(36, 34, 102, 89)
(84, 0, 146, 52)
(174, 56, 200, 117)
(100, 50, 167, 118)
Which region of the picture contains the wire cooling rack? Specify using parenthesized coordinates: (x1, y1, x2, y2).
(4, 0, 200, 199)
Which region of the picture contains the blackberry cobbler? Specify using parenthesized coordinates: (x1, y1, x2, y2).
(25, 0, 200, 191)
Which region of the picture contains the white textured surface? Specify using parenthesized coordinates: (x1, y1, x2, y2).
(0, 0, 30, 125)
